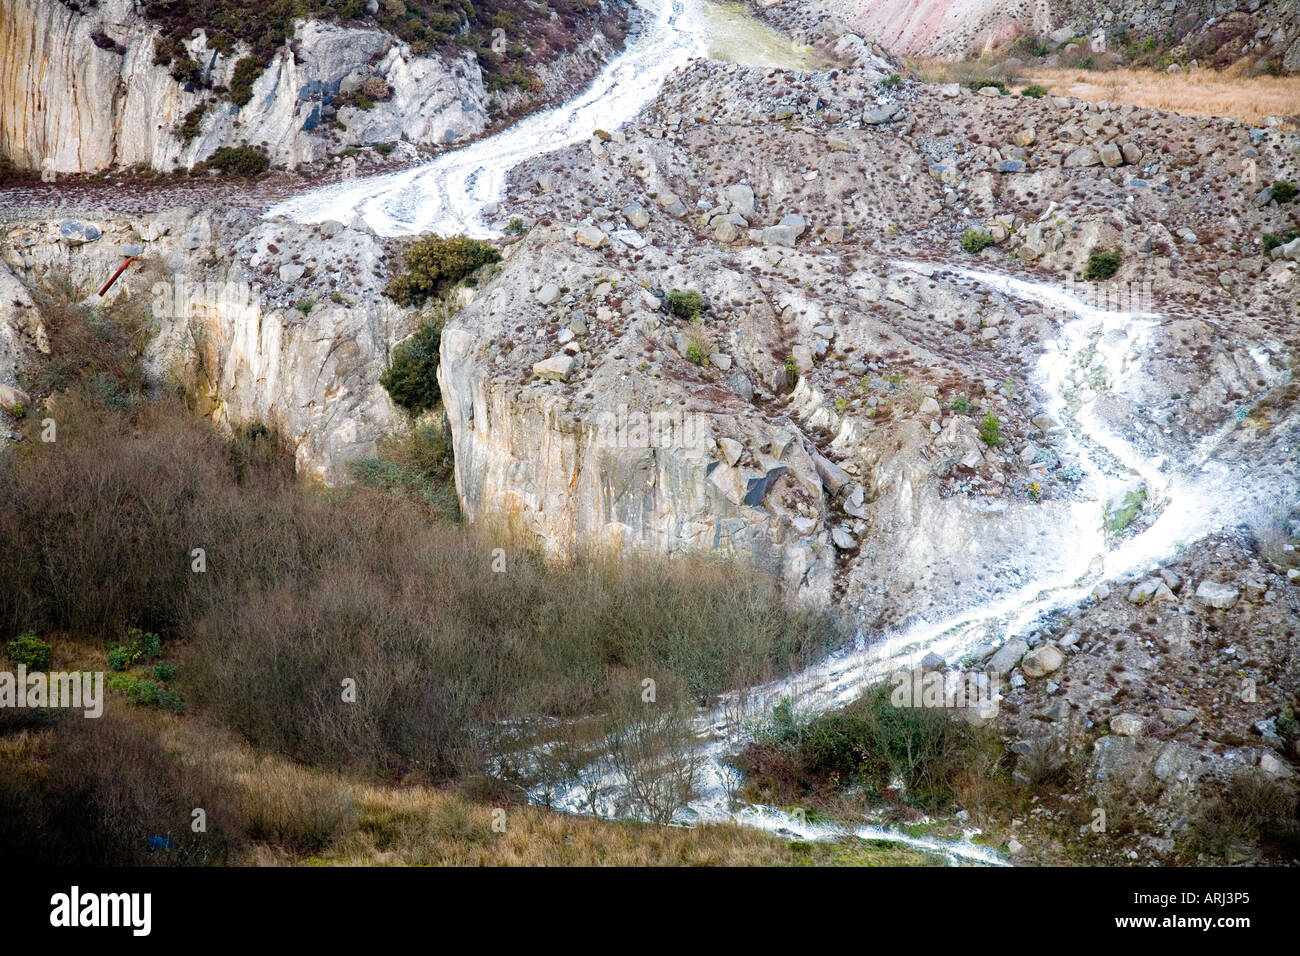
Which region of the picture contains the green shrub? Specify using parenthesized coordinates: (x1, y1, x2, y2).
(979, 412, 1004, 446)
(880, 73, 901, 90)
(663, 289, 704, 320)
(1021, 84, 1047, 98)
(1085, 249, 1121, 280)
(127, 679, 185, 712)
(1011, 36, 1049, 58)
(6, 632, 51, 670)
(505, 217, 527, 236)
(178, 103, 207, 143)
(229, 57, 262, 108)
(385, 234, 501, 307)
(295, 298, 315, 316)
(949, 395, 971, 413)
(107, 628, 162, 671)
(107, 646, 132, 671)
(964, 79, 1007, 94)
(380, 319, 443, 413)
(1261, 230, 1299, 253)
(204, 146, 269, 176)
(153, 662, 178, 682)
(685, 342, 705, 366)
(374, 141, 396, 156)
(961, 229, 994, 254)
(784, 355, 800, 387)
(1271, 180, 1297, 203)
(355, 93, 375, 111)
(740, 684, 1002, 812)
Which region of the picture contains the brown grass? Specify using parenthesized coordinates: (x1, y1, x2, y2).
(1021, 67, 1300, 126)
(0, 688, 938, 866)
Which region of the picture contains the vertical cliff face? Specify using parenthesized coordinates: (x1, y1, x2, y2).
(2, 207, 412, 482)
(0, 0, 497, 173)
(0, 0, 179, 172)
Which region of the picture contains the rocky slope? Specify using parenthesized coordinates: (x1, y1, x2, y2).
(754, 0, 1300, 68)
(432, 57, 1298, 627)
(0, 0, 623, 175)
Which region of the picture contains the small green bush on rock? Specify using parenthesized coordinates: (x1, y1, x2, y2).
(6, 632, 51, 670)
(203, 146, 269, 176)
(663, 289, 704, 320)
(380, 320, 443, 414)
(979, 412, 1004, 446)
(1085, 249, 1121, 280)
(385, 234, 501, 308)
(961, 229, 994, 254)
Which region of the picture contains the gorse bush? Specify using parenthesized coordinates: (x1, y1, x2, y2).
(228, 57, 262, 108)
(384, 234, 500, 307)
(380, 318, 443, 412)
(1262, 230, 1300, 253)
(1085, 249, 1121, 280)
(6, 632, 51, 670)
(737, 684, 1004, 811)
(663, 289, 704, 320)
(203, 146, 270, 176)
(979, 411, 1005, 446)
(961, 229, 993, 254)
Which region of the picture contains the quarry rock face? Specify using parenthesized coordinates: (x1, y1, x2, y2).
(0, 0, 493, 173)
(1, 208, 411, 481)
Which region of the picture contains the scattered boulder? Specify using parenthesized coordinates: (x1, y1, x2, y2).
(1064, 146, 1101, 167)
(576, 224, 608, 248)
(1194, 580, 1240, 609)
(532, 355, 576, 382)
(988, 638, 1029, 677)
(0, 383, 31, 412)
(622, 203, 651, 229)
(1021, 645, 1064, 678)
(1099, 142, 1124, 167)
(1110, 713, 1146, 737)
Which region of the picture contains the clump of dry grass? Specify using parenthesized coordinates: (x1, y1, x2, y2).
(1021, 67, 1300, 126)
(1, 690, 936, 866)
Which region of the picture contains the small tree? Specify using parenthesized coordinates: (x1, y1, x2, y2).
(381, 319, 443, 413)
(979, 412, 1005, 446)
(6, 632, 51, 670)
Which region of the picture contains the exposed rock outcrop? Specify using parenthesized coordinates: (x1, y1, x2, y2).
(2, 207, 412, 481)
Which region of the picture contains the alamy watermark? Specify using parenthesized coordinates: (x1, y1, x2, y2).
(592, 403, 711, 450)
(0, 666, 104, 718)
(889, 666, 1000, 717)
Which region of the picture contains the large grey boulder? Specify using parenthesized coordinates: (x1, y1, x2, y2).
(1195, 580, 1240, 609)
(988, 638, 1029, 676)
